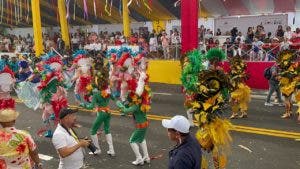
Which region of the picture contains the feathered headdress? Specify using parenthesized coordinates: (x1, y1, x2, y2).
(181, 50, 205, 92)
(229, 55, 248, 83)
(206, 48, 226, 63)
(19, 60, 29, 69)
(0, 60, 15, 110)
(276, 50, 296, 69)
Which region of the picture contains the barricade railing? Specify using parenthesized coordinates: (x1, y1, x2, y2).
(147, 43, 300, 61)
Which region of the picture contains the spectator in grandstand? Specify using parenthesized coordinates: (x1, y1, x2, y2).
(204, 29, 213, 41)
(290, 28, 300, 50)
(149, 33, 158, 52)
(284, 26, 293, 40)
(254, 25, 266, 42)
(250, 38, 264, 61)
(71, 34, 80, 51)
(161, 31, 170, 59)
(3, 36, 11, 52)
(275, 25, 285, 41)
(246, 27, 254, 43)
(206, 38, 216, 51)
(236, 31, 245, 43)
(199, 25, 205, 42)
(216, 28, 222, 36)
(264, 32, 272, 43)
(25, 33, 33, 46)
(215, 39, 221, 49)
(263, 38, 281, 61)
(171, 30, 181, 60)
(292, 28, 300, 38)
(280, 38, 291, 50)
(231, 27, 238, 43)
(198, 42, 206, 53)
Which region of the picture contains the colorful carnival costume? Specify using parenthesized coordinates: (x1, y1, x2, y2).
(113, 47, 151, 166)
(0, 60, 15, 112)
(228, 55, 251, 119)
(277, 50, 298, 118)
(107, 46, 138, 115)
(16, 60, 32, 83)
(72, 50, 92, 105)
(206, 49, 230, 105)
(82, 56, 115, 156)
(290, 61, 300, 122)
(37, 52, 68, 137)
(181, 49, 232, 169)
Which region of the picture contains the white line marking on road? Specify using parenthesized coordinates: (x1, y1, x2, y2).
(238, 145, 253, 153)
(152, 92, 172, 96)
(251, 94, 266, 99)
(251, 95, 297, 106)
(38, 154, 53, 161)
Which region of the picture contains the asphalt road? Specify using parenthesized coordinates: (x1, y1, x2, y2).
(11, 83, 300, 169)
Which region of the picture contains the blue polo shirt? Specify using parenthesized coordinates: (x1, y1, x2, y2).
(168, 134, 202, 169)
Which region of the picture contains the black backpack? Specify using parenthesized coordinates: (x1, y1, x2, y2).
(264, 67, 272, 80)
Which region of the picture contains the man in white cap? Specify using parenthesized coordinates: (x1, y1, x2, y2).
(162, 115, 202, 169)
(0, 109, 43, 169)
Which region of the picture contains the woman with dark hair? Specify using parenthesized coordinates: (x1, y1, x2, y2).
(246, 27, 254, 44)
(276, 25, 284, 41)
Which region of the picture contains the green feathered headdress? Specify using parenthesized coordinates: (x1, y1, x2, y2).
(181, 50, 205, 92)
(205, 48, 226, 63)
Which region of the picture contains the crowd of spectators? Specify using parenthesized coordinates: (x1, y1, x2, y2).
(205, 25, 300, 61)
(0, 24, 299, 61)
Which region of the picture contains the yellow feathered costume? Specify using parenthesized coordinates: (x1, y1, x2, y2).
(276, 50, 298, 118)
(229, 56, 251, 118)
(181, 49, 233, 169)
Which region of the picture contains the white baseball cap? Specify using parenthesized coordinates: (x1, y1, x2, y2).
(162, 115, 190, 133)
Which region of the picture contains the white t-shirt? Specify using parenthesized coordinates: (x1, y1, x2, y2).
(52, 124, 84, 169)
(284, 31, 293, 40)
(171, 35, 181, 44)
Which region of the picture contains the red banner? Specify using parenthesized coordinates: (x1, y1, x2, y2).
(222, 61, 276, 90)
(181, 0, 198, 54)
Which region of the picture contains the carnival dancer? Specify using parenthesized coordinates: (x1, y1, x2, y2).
(72, 50, 92, 105)
(15, 58, 43, 111)
(181, 50, 205, 127)
(294, 62, 300, 122)
(228, 55, 251, 119)
(206, 48, 230, 107)
(116, 56, 151, 165)
(37, 52, 68, 137)
(0, 59, 15, 112)
(81, 56, 115, 156)
(181, 49, 232, 169)
(8, 56, 19, 77)
(16, 60, 32, 83)
(107, 47, 135, 116)
(276, 50, 298, 118)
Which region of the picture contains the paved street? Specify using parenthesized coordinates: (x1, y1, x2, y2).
(13, 83, 300, 169)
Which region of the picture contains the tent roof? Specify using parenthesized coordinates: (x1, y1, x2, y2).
(1, 0, 299, 27)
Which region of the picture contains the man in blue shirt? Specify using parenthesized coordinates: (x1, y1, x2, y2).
(162, 115, 202, 169)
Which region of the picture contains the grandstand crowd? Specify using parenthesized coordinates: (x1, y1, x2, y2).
(0, 24, 299, 60)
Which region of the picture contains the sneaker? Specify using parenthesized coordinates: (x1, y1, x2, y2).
(264, 102, 274, 106)
(278, 103, 285, 107)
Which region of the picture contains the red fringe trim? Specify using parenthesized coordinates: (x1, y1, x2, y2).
(45, 56, 63, 65)
(77, 76, 92, 94)
(117, 53, 130, 67)
(73, 55, 86, 64)
(0, 98, 15, 110)
(51, 97, 68, 120)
